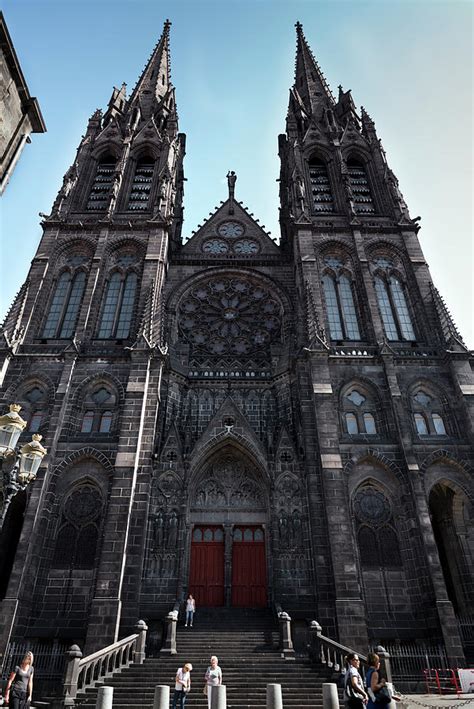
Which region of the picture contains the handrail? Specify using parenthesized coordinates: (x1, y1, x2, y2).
(308, 620, 392, 683)
(62, 619, 147, 707)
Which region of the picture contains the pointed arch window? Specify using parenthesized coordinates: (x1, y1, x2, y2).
(353, 485, 402, 567)
(79, 385, 117, 434)
(52, 485, 103, 569)
(42, 270, 86, 339)
(411, 388, 449, 437)
(322, 258, 361, 341)
(374, 274, 415, 341)
(342, 385, 380, 436)
(309, 159, 334, 213)
(347, 159, 375, 214)
(128, 159, 154, 210)
(86, 155, 116, 210)
(98, 272, 137, 339)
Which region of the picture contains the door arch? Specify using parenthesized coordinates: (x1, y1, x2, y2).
(188, 447, 270, 607)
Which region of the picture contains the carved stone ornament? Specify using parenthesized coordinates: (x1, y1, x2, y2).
(192, 455, 265, 510)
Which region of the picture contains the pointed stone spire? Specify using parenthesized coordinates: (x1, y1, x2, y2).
(126, 19, 173, 121)
(430, 284, 467, 350)
(293, 21, 336, 114)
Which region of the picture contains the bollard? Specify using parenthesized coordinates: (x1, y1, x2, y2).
(153, 684, 170, 709)
(266, 683, 283, 709)
(96, 686, 114, 709)
(210, 684, 227, 709)
(323, 682, 340, 709)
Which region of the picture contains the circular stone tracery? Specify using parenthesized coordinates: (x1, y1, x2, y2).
(178, 276, 282, 357)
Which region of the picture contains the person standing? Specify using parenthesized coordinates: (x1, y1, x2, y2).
(185, 594, 196, 627)
(344, 653, 368, 709)
(4, 651, 34, 709)
(204, 655, 222, 709)
(172, 663, 192, 709)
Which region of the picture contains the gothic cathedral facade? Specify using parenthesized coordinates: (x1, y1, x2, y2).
(1, 22, 473, 665)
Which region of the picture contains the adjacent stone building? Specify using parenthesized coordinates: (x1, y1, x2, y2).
(0, 11, 46, 193)
(0, 21, 472, 667)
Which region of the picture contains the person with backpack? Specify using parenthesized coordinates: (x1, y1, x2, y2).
(344, 653, 368, 709)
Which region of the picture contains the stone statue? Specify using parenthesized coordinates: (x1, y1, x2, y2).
(295, 174, 306, 214)
(158, 175, 169, 214)
(279, 514, 288, 547)
(166, 510, 178, 547)
(227, 170, 237, 214)
(107, 171, 121, 217)
(152, 511, 164, 548)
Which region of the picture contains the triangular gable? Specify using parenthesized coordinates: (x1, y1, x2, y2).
(181, 199, 280, 259)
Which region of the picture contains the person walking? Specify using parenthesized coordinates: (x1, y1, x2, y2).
(204, 655, 222, 709)
(366, 652, 389, 709)
(4, 651, 34, 709)
(172, 663, 192, 709)
(344, 653, 368, 709)
(185, 594, 196, 627)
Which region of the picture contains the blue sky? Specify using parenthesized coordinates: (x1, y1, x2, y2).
(1, 0, 472, 346)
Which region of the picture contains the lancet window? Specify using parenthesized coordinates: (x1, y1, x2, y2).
(86, 154, 116, 210)
(308, 158, 334, 213)
(372, 257, 415, 341)
(322, 256, 361, 340)
(98, 249, 140, 340)
(347, 158, 375, 214)
(42, 268, 86, 339)
(127, 159, 155, 210)
(79, 385, 117, 434)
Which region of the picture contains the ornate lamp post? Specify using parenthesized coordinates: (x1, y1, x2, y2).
(0, 404, 47, 528)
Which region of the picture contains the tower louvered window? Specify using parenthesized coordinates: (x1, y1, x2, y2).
(98, 272, 137, 339)
(86, 156, 116, 210)
(128, 159, 154, 210)
(347, 159, 375, 214)
(309, 159, 334, 213)
(42, 271, 86, 339)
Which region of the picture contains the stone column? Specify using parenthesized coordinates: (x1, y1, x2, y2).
(96, 686, 113, 709)
(224, 524, 233, 607)
(160, 611, 177, 654)
(267, 683, 283, 709)
(278, 611, 295, 660)
(323, 683, 340, 709)
(133, 619, 148, 664)
(210, 684, 227, 709)
(153, 685, 170, 709)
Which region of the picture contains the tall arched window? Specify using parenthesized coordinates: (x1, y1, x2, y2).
(127, 159, 155, 210)
(322, 256, 361, 340)
(52, 484, 103, 569)
(98, 271, 137, 339)
(17, 384, 48, 433)
(42, 270, 86, 339)
(347, 158, 375, 214)
(86, 154, 116, 210)
(308, 158, 334, 213)
(372, 258, 415, 341)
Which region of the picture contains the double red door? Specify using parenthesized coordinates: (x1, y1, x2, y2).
(231, 526, 266, 607)
(189, 526, 225, 606)
(189, 524, 267, 607)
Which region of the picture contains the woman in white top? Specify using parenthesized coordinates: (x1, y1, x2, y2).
(172, 662, 192, 709)
(185, 594, 196, 627)
(204, 655, 222, 709)
(344, 653, 368, 709)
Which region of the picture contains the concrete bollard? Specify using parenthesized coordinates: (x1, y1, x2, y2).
(266, 683, 283, 709)
(153, 684, 170, 709)
(323, 682, 339, 709)
(96, 686, 114, 709)
(210, 684, 227, 709)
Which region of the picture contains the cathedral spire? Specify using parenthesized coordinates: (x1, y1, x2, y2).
(126, 19, 173, 121)
(293, 21, 335, 114)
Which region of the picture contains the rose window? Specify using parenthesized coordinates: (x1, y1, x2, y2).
(178, 276, 282, 358)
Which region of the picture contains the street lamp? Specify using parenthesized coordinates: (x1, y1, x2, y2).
(0, 404, 47, 528)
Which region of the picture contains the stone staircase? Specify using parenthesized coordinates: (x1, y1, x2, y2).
(74, 608, 332, 708)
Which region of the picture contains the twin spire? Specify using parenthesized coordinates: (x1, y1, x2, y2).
(293, 21, 336, 114)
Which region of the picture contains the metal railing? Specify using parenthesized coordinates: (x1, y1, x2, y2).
(1, 640, 69, 696)
(376, 643, 448, 684)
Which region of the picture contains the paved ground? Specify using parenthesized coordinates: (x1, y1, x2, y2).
(400, 694, 474, 708)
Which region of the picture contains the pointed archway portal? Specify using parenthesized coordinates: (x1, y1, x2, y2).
(188, 448, 269, 607)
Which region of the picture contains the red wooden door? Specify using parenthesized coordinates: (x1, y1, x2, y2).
(231, 526, 267, 607)
(189, 526, 225, 606)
